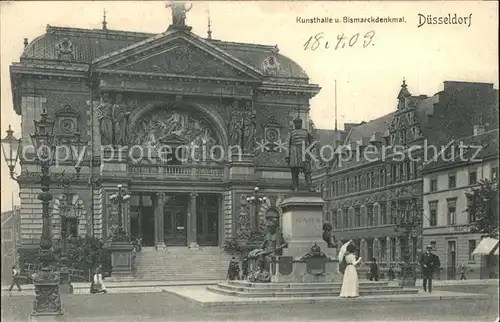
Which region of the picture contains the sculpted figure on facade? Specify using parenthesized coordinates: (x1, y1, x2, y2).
(227, 100, 256, 153)
(286, 116, 315, 192)
(113, 94, 132, 146)
(96, 93, 131, 146)
(97, 93, 113, 146)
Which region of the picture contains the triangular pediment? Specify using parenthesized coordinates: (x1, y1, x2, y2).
(159, 133, 189, 145)
(94, 31, 262, 80)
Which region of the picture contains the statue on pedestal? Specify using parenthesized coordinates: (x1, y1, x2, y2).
(285, 116, 315, 191)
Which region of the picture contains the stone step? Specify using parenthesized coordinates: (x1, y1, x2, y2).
(218, 283, 403, 293)
(228, 280, 390, 288)
(206, 286, 419, 298)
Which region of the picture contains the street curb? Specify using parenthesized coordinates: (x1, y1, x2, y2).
(163, 292, 491, 307)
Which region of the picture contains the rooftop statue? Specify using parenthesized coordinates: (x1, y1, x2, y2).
(166, 2, 192, 27)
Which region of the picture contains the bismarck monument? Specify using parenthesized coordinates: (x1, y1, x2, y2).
(276, 116, 339, 282)
(245, 116, 339, 283)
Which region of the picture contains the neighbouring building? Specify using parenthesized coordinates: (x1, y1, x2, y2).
(314, 80, 499, 271)
(8, 8, 320, 278)
(421, 128, 499, 280)
(1, 207, 21, 284)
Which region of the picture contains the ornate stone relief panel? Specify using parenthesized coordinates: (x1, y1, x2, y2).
(130, 108, 219, 163)
(113, 40, 249, 79)
(261, 115, 283, 152)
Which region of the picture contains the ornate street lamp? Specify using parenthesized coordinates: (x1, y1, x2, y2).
(1, 125, 22, 179)
(246, 186, 268, 233)
(2, 110, 88, 317)
(109, 184, 131, 241)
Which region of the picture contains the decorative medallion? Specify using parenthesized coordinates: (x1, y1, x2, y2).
(165, 46, 192, 73)
(56, 38, 74, 60)
(262, 116, 283, 152)
(262, 55, 280, 76)
(55, 105, 79, 141)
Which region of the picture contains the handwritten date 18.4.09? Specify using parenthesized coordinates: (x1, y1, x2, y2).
(303, 31, 376, 51)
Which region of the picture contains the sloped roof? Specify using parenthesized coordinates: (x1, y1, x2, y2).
(21, 25, 309, 79)
(346, 112, 395, 143)
(421, 128, 499, 172)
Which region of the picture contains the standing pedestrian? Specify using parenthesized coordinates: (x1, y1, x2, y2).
(388, 265, 395, 281)
(369, 257, 379, 281)
(460, 264, 467, 280)
(419, 245, 440, 293)
(9, 265, 22, 292)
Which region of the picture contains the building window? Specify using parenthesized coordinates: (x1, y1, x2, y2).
(343, 210, 349, 228)
(430, 178, 437, 192)
(391, 164, 397, 184)
(331, 211, 337, 229)
(380, 203, 387, 225)
(448, 174, 456, 189)
(354, 207, 361, 227)
(447, 198, 457, 226)
(468, 240, 476, 261)
(492, 167, 498, 181)
(429, 201, 438, 226)
(469, 171, 477, 185)
(467, 195, 476, 223)
(430, 241, 436, 251)
(367, 205, 374, 226)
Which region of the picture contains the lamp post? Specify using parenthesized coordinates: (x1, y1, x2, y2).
(109, 184, 131, 241)
(1, 111, 87, 317)
(245, 186, 267, 233)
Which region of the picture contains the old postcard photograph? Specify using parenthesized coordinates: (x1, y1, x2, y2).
(0, 1, 498, 321)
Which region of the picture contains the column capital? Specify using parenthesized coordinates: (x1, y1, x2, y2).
(189, 192, 198, 198)
(156, 192, 165, 199)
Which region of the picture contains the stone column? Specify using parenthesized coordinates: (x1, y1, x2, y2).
(373, 238, 380, 261)
(360, 238, 367, 260)
(155, 193, 166, 250)
(187, 192, 199, 249)
(386, 236, 391, 263)
(395, 237, 401, 261)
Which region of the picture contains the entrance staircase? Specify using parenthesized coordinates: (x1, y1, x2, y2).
(207, 280, 419, 298)
(133, 247, 233, 281)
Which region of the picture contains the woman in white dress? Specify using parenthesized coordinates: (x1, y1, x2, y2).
(339, 243, 362, 298)
(90, 267, 107, 294)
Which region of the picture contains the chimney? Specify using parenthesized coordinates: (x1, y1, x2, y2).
(473, 124, 485, 136)
(23, 38, 28, 48)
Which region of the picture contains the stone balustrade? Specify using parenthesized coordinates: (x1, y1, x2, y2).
(128, 164, 225, 180)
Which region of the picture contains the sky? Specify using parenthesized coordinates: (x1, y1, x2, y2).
(0, 1, 498, 212)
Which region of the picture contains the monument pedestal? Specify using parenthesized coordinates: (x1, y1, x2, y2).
(228, 153, 255, 180)
(272, 192, 340, 283)
(108, 242, 134, 279)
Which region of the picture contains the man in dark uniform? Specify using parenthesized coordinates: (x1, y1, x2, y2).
(419, 245, 440, 293)
(285, 117, 315, 192)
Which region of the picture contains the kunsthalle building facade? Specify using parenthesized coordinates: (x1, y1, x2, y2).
(421, 128, 499, 280)
(9, 12, 320, 266)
